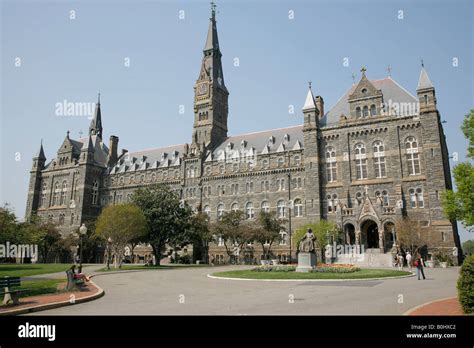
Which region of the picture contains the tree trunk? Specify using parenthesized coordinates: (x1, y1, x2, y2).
(152, 244, 161, 266)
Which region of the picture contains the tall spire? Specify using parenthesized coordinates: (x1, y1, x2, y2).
(204, 2, 219, 52)
(302, 82, 316, 111)
(34, 139, 46, 160)
(89, 93, 103, 139)
(417, 65, 434, 90)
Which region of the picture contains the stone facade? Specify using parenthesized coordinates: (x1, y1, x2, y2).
(25, 8, 461, 264)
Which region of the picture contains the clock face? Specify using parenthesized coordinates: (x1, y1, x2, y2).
(197, 82, 208, 96)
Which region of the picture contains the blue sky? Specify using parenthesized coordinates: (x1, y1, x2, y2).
(1, 0, 472, 241)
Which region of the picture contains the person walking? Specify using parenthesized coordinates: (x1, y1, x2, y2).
(415, 254, 426, 280)
(406, 251, 412, 270)
(397, 254, 404, 270)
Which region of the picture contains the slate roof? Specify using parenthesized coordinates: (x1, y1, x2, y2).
(321, 77, 418, 127)
(417, 67, 434, 90)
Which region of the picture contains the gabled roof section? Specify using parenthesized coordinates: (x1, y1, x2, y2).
(302, 87, 316, 111)
(322, 77, 418, 127)
(348, 68, 382, 101)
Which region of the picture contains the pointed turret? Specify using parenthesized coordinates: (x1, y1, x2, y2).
(32, 140, 46, 170)
(204, 2, 219, 52)
(35, 140, 46, 161)
(416, 63, 437, 113)
(417, 66, 434, 90)
(89, 93, 103, 139)
(302, 82, 319, 130)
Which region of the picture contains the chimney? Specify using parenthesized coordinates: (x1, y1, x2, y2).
(315, 96, 324, 119)
(108, 135, 119, 166)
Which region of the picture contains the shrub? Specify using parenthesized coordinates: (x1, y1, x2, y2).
(312, 264, 360, 273)
(252, 265, 296, 272)
(457, 254, 474, 314)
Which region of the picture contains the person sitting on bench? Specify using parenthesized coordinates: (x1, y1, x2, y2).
(70, 265, 90, 282)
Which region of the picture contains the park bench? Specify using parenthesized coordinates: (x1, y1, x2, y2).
(1, 276, 25, 305)
(65, 270, 85, 291)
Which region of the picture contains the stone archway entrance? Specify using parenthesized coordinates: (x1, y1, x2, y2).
(361, 220, 379, 249)
(344, 223, 356, 245)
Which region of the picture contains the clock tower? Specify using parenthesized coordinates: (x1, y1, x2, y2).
(192, 2, 229, 153)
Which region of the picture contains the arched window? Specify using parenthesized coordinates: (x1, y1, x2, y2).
(327, 195, 333, 212)
(382, 190, 389, 206)
(363, 105, 369, 117)
(370, 104, 376, 116)
(60, 181, 67, 205)
(277, 157, 284, 167)
(279, 231, 288, 245)
(92, 181, 99, 205)
(204, 205, 211, 216)
(261, 201, 269, 213)
(277, 200, 286, 218)
(217, 203, 225, 219)
(409, 188, 416, 208)
(326, 146, 337, 182)
(262, 159, 269, 169)
(354, 143, 367, 180)
(356, 107, 362, 118)
(416, 188, 424, 208)
(245, 202, 254, 219)
(405, 136, 421, 175)
(373, 140, 386, 178)
(231, 203, 239, 212)
(294, 199, 303, 217)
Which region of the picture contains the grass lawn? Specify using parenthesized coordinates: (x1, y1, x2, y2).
(96, 263, 211, 272)
(211, 268, 412, 280)
(0, 264, 71, 278)
(0, 279, 64, 307)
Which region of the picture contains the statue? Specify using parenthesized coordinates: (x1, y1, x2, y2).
(298, 228, 316, 253)
(296, 228, 317, 272)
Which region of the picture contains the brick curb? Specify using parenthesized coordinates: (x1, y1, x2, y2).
(403, 296, 462, 316)
(0, 280, 105, 316)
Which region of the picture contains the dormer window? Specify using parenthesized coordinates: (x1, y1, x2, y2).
(161, 153, 167, 161)
(240, 140, 247, 148)
(283, 134, 290, 144)
(268, 136, 275, 146)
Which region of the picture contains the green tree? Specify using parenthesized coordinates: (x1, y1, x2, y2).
(131, 184, 193, 265)
(253, 211, 286, 260)
(96, 204, 147, 269)
(462, 240, 474, 256)
(292, 220, 340, 255)
(188, 212, 213, 264)
(441, 109, 474, 231)
(211, 210, 253, 263)
(0, 204, 20, 246)
(457, 254, 474, 314)
(395, 217, 427, 257)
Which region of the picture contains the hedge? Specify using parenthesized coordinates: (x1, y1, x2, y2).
(457, 254, 474, 314)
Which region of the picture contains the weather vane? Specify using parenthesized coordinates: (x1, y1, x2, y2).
(420, 59, 424, 68)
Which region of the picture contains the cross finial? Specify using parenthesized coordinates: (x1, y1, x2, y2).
(210, 1, 216, 18)
(387, 65, 392, 77)
(40, 138, 43, 146)
(67, 130, 70, 138)
(420, 59, 424, 68)
(351, 72, 355, 84)
(79, 130, 83, 138)
(97, 92, 101, 104)
(308, 81, 312, 90)
(360, 66, 367, 76)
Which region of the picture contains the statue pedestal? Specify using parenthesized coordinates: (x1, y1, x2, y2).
(296, 252, 316, 273)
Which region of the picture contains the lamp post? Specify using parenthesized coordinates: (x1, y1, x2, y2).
(78, 223, 87, 269)
(287, 172, 292, 264)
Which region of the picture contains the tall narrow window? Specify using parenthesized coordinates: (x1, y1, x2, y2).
(354, 143, 368, 180)
(217, 203, 225, 219)
(277, 200, 286, 218)
(356, 107, 361, 118)
(261, 201, 269, 213)
(373, 141, 386, 178)
(370, 104, 376, 116)
(245, 202, 254, 219)
(326, 146, 337, 182)
(382, 190, 389, 206)
(92, 181, 99, 205)
(294, 199, 303, 217)
(363, 106, 369, 117)
(40, 183, 47, 207)
(231, 203, 239, 212)
(204, 205, 211, 216)
(409, 189, 416, 208)
(327, 195, 333, 213)
(405, 136, 421, 175)
(416, 188, 424, 208)
(60, 181, 67, 205)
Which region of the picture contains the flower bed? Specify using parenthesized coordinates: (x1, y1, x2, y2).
(312, 264, 360, 273)
(252, 265, 296, 272)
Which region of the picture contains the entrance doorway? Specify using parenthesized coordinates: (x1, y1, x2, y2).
(361, 220, 379, 249)
(344, 223, 355, 245)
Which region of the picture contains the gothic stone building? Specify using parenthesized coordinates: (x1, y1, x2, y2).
(25, 8, 461, 264)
